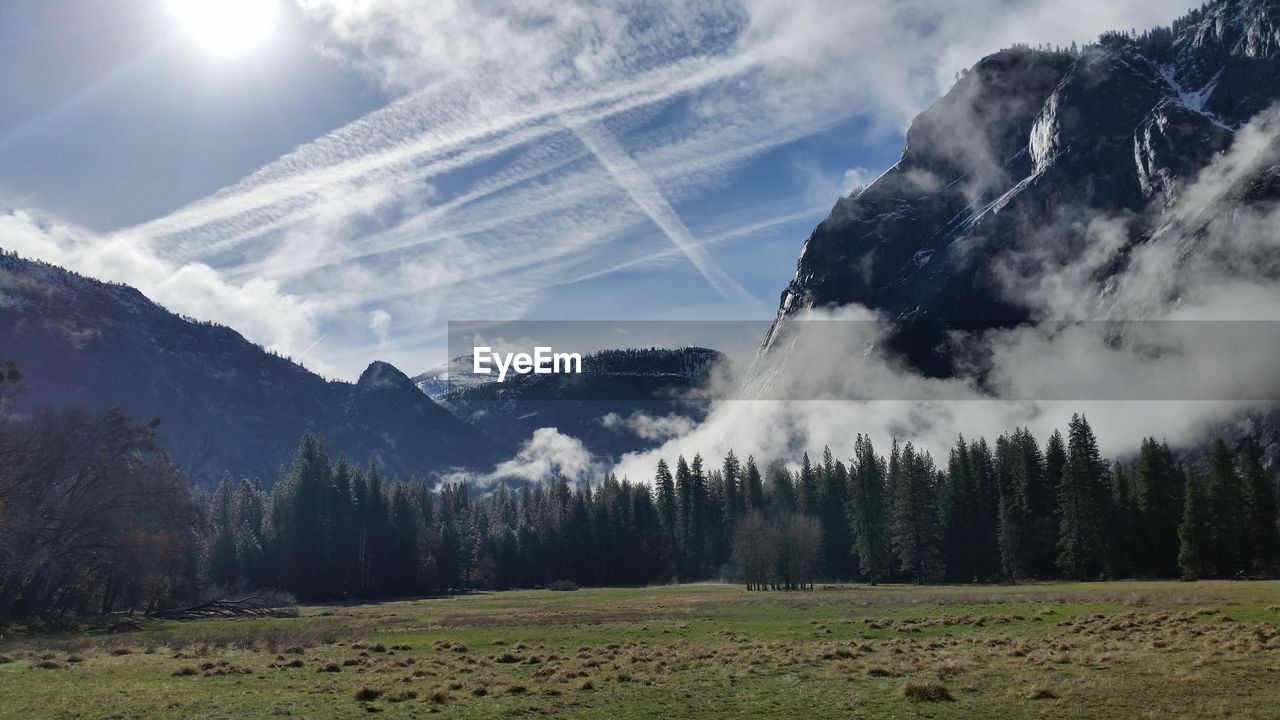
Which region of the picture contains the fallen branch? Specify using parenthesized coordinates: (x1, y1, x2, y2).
(148, 595, 297, 620)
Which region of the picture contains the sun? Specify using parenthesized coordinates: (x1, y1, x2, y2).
(166, 0, 280, 58)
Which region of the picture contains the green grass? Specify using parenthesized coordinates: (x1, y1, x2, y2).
(2, 581, 1279, 719)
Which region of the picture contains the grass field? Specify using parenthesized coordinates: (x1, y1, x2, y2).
(2, 581, 1279, 719)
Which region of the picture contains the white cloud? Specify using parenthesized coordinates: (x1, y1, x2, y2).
(368, 308, 391, 346)
(601, 411, 699, 442)
(477, 426, 603, 486)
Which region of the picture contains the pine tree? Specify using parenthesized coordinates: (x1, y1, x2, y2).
(1134, 438, 1183, 577)
(273, 432, 333, 599)
(721, 450, 742, 547)
(799, 453, 819, 516)
(1178, 472, 1212, 579)
(995, 433, 1029, 580)
(654, 458, 678, 575)
(848, 435, 889, 584)
(818, 447, 851, 579)
(674, 456, 695, 578)
(767, 458, 797, 512)
(689, 454, 709, 575)
(942, 435, 984, 582)
(1207, 438, 1246, 577)
(1057, 415, 1106, 581)
(743, 455, 765, 512)
(1105, 462, 1141, 579)
(891, 441, 942, 583)
(206, 474, 240, 587)
(969, 438, 1002, 580)
(1239, 438, 1279, 575)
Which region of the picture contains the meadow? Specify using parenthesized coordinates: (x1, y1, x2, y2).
(1, 581, 1278, 719)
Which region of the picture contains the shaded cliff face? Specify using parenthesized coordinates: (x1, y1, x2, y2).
(0, 254, 506, 487)
(770, 0, 1280, 344)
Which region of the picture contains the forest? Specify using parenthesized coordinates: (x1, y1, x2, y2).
(2, 394, 1279, 622)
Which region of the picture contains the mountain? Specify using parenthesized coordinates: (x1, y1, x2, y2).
(767, 0, 1280, 375)
(0, 253, 506, 487)
(434, 347, 723, 461)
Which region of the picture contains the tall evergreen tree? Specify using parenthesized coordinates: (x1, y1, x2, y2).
(1056, 415, 1107, 580)
(743, 455, 765, 512)
(721, 450, 742, 547)
(818, 448, 851, 579)
(848, 435, 889, 584)
(1207, 438, 1247, 577)
(891, 441, 942, 583)
(798, 453, 819, 516)
(1178, 472, 1213, 579)
(1239, 438, 1280, 575)
(654, 458, 678, 575)
(995, 433, 1029, 580)
(1134, 438, 1183, 577)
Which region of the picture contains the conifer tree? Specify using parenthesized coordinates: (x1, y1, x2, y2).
(766, 458, 796, 512)
(891, 441, 942, 583)
(654, 458, 678, 574)
(942, 436, 978, 581)
(1134, 438, 1183, 576)
(848, 435, 889, 584)
(818, 447, 851, 579)
(799, 453, 819, 515)
(1178, 472, 1213, 579)
(1239, 438, 1279, 574)
(995, 433, 1029, 580)
(721, 450, 742, 545)
(743, 455, 765, 512)
(1057, 415, 1106, 580)
(206, 474, 240, 587)
(1207, 438, 1246, 577)
(970, 438, 1002, 580)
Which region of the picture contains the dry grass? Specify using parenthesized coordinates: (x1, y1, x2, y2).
(901, 681, 955, 702)
(3, 581, 1279, 719)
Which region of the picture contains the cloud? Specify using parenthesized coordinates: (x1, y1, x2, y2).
(601, 411, 699, 442)
(565, 117, 758, 305)
(474, 426, 604, 486)
(368, 308, 391, 346)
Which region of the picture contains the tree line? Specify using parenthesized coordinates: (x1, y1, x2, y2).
(3, 403, 1278, 621)
(192, 413, 1280, 598)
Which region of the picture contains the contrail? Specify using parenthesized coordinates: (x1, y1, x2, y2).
(565, 116, 756, 305)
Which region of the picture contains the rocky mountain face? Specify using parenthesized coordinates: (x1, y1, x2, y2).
(0, 254, 506, 487)
(769, 0, 1280, 355)
(435, 347, 722, 462)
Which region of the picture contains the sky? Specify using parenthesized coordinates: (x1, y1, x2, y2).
(0, 0, 1201, 381)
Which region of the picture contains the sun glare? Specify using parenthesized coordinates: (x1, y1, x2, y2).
(166, 0, 280, 58)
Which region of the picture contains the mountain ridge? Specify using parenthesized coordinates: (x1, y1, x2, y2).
(0, 252, 507, 487)
(769, 0, 1280, 345)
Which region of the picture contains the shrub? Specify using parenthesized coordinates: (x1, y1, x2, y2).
(548, 580, 579, 591)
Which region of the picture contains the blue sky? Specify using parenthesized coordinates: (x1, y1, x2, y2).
(0, 0, 1197, 380)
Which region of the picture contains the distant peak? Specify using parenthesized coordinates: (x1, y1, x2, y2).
(357, 360, 415, 391)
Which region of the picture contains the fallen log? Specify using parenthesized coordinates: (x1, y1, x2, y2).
(148, 595, 297, 620)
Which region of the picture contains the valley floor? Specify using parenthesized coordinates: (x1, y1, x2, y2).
(1, 581, 1279, 719)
